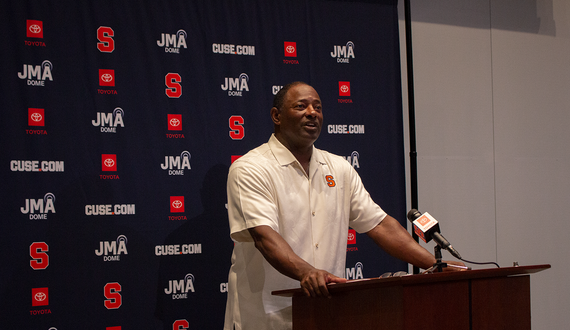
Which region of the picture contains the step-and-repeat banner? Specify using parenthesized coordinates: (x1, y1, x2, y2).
(0, 0, 404, 328)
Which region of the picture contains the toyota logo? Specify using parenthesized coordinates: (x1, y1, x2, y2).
(286, 45, 296, 53)
(31, 113, 43, 122)
(170, 118, 180, 127)
(29, 24, 41, 34)
(104, 158, 115, 167)
(172, 200, 183, 209)
(348, 232, 355, 241)
(34, 292, 47, 302)
(101, 73, 113, 82)
(340, 85, 349, 93)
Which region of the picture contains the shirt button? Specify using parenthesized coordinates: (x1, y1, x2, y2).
(312, 211, 315, 216)
(315, 243, 319, 248)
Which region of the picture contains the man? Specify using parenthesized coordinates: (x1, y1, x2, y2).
(224, 82, 453, 329)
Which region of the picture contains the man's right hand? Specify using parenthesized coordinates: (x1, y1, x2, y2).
(300, 269, 347, 298)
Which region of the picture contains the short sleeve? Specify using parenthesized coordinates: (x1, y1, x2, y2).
(347, 165, 387, 233)
(227, 161, 280, 242)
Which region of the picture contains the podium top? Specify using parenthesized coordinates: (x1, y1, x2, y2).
(272, 264, 551, 297)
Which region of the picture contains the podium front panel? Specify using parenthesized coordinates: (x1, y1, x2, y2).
(403, 280, 470, 329)
(471, 275, 531, 330)
(293, 286, 404, 330)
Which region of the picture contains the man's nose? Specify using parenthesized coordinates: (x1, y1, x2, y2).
(306, 105, 317, 116)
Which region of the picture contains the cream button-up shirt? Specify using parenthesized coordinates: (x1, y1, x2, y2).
(224, 134, 387, 330)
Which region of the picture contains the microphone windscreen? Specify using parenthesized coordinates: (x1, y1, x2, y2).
(407, 209, 421, 221)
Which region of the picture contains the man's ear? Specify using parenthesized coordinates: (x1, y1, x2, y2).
(270, 107, 280, 125)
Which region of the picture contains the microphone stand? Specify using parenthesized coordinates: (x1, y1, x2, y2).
(425, 245, 447, 273)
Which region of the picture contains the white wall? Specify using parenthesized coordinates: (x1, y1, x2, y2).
(399, 1, 570, 328)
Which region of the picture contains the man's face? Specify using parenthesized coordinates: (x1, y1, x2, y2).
(274, 84, 323, 150)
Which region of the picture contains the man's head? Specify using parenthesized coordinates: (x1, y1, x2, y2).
(271, 82, 323, 152)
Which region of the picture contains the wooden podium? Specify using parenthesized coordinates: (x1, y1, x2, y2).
(273, 264, 550, 330)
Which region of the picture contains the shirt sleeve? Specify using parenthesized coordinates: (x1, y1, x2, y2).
(227, 161, 280, 242)
(347, 165, 387, 233)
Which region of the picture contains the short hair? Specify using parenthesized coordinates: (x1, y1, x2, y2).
(272, 81, 310, 110)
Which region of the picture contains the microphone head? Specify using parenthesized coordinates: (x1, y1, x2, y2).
(409, 210, 440, 244)
(407, 209, 421, 222)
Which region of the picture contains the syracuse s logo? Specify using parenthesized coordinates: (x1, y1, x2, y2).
(325, 175, 336, 187)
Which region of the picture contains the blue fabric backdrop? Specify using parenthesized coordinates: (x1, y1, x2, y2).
(0, 0, 404, 328)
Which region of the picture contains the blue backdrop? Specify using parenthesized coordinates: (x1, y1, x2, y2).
(0, 0, 405, 328)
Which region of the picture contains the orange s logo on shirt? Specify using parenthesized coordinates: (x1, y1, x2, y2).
(325, 175, 336, 187)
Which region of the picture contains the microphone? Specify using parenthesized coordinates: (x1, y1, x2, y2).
(407, 209, 462, 259)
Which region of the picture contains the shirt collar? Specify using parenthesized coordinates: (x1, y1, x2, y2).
(268, 134, 297, 166)
(268, 134, 327, 171)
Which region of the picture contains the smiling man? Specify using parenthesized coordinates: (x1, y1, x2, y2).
(223, 82, 446, 330)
